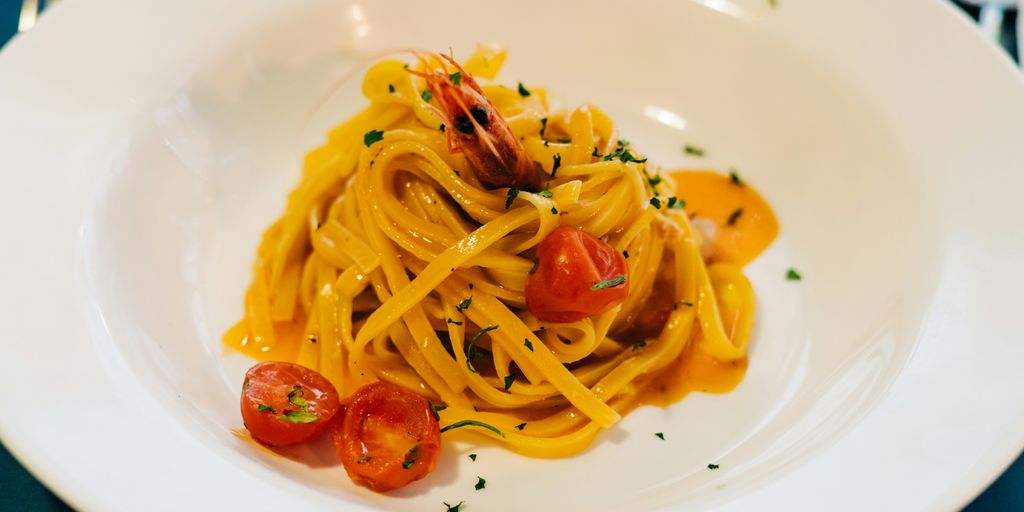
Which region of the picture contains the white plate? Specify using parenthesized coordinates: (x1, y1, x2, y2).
(1, 0, 1023, 510)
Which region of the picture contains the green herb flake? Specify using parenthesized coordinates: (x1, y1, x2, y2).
(440, 419, 506, 438)
(277, 410, 319, 424)
(517, 82, 531, 97)
(444, 501, 465, 512)
(469, 453, 477, 461)
(363, 129, 384, 147)
(603, 148, 648, 164)
(457, 297, 473, 312)
(550, 206, 559, 215)
(403, 459, 415, 469)
(648, 175, 663, 187)
(786, 268, 802, 281)
(551, 154, 561, 177)
(475, 476, 487, 490)
(524, 339, 534, 352)
(505, 187, 519, 209)
(655, 432, 665, 440)
(729, 169, 743, 186)
(257, 404, 276, 414)
(388, 84, 395, 93)
(537, 190, 554, 198)
(708, 463, 720, 470)
(592, 274, 627, 290)
(421, 90, 433, 102)
(503, 374, 516, 391)
(727, 208, 744, 226)
(632, 340, 647, 351)
(466, 325, 499, 372)
(357, 455, 371, 464)
(447, 318, 463, 326)
(449, 71, 462, 85)
(618, 139, 630, 146)
(514, 422, 526, 430)
(684, 144, 705, 157)
(288, 387, 309, 409)
(666, 196, 686, 209)
(649, 197, 662, 209)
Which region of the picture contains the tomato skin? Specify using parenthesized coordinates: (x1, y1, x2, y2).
(334, 382, 441, 492)
(241, 362, 341, 447)
(525, 227, 629, 322)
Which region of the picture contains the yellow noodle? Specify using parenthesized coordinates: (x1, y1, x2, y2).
(225, 47, 761, 457)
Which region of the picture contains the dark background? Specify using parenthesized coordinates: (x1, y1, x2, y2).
(0, 1, 1021, 510)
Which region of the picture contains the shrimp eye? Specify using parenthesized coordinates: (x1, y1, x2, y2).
(454, 114, 475, 134)
(470, 106, 489, 126)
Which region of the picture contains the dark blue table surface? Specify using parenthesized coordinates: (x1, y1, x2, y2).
(0, 1, 1020, 510)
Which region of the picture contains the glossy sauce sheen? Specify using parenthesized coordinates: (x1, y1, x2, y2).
(636, 169, 777, 406)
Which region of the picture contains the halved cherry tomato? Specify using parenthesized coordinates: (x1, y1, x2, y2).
(240, 361, 341, 447)
(525, 226, 629, 322)
(334, 381, 441, 492)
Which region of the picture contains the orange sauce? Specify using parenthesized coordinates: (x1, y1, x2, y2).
(637, 344, 748, 407)
(225, 315, 305, 362)
(673, 170, 778, 265)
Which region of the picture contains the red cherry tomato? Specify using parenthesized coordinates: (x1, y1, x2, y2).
(240, 361, 341, 447)
(334, 382, 441, 492)
(525, 226, 629, 322)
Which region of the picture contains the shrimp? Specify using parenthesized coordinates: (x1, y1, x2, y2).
(409, 50, 540, 191)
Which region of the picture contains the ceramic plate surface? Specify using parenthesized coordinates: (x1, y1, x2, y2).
(0, 0, 1022, 510)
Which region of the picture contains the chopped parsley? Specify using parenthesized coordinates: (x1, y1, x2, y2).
(592, 274, 626, 290)
(388, 84, 395, 93)
(708, 463, 720, 470)
(277, 410, 318, 424)
(648, 174, 663, 187)
(257, 404, 276, 414)
(469, 453, 477, 461)
(363, 129, 384, 147)
(655, 432, 665, 440)
(684, 144, 705, 157)
(357, 455, 371, 464)
(602, 147, 647, 164)
(649, 197, 662, 209)
(444, 501, 465, 512)
(421, 90, 433, 102)
(551, 154, 561, 177)
(667, 196, 686, 209)
(622, 250, 629, 259)
(457, 297, 473, 311)
(514, 422, 526, 430)
(430, 403, 447, 421)
(287, 386, 308, 409)
(729, 169, 743, 186)
(503, 374, 515, 391)
(505, 187, 519, 209)
(403, 459, 415, 470)
(523, 339, 534, 352)
(786, 268, 802, 281)
(727, 208, 744, 226)
(550, 207, 558, 215)
(632, 340, 647, 351)
(449, 71, 462, 85)
(618, 138, 630, 146)
(537, 190, 553, 198)
(465, 325, 498, 372)
(475, 476, 487, 490)
(517, 82, 531, 97)
(440, 419, 506, 438)
(447, 318, 463, 326)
